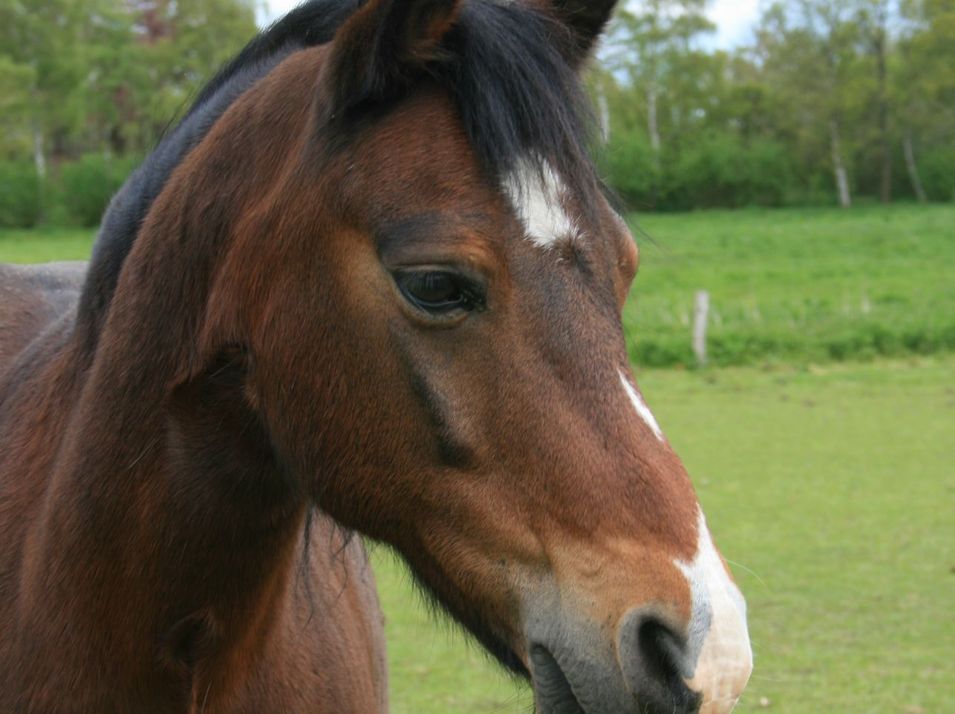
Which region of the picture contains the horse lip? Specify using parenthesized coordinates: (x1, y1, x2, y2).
(529, 643, 588, 714)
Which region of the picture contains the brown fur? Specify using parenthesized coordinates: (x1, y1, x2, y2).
(0, 2, 729, 711)
(0, 263, 386, 713)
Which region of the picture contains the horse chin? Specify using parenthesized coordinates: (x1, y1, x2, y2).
(530, 644, 587, 714)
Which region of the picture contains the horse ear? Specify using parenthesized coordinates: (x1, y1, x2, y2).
(324, 0, 462, 115)
(549, 0, 619, 61)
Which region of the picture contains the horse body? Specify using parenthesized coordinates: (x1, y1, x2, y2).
(0, 1, 752, 712)
(0, 266, 386, 712)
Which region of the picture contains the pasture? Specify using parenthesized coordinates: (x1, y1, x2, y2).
(627, 204, 955, 367)
(2, 206, 952, 712)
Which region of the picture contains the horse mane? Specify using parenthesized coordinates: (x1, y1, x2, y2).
(76, 0, 596, 349)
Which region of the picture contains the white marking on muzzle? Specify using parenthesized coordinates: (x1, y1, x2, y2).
(503, 158, 578, 248)
(676, 510, 753, 714)
(618, 370, 664, 442)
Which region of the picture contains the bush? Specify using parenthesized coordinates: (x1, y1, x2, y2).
(0, 161, 42, 228)
(668, 134, 795, 210)
(58, 153, 140, 227)
(598, 130, 662, 209)
(601, 131, 795, 211)
(920, 149, 955, 202)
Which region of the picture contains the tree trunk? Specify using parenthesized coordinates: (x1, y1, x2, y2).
(647, 82, 661, 159)
(903, 127, 927, 203)
(872, 0, 892, 203)
(32, 122, 46, 180)
(597, 90, 610, 145)
(829, 119, 851, 208)
(873, 8, 892, 203)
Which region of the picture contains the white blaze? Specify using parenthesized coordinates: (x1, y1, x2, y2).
(618, 370, 664, 442)
(676, 510, 753, 714)
(503, 158, 578, 248)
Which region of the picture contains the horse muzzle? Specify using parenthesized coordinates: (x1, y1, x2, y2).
(523, 546, 753, 714)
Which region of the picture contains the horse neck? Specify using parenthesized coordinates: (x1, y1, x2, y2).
(4, 51, 331, 705)
(9, 173, 309, 713)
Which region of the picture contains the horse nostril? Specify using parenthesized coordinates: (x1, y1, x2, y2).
(619, 612, 702, 714)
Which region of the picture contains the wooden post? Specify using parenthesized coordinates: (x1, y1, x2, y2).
(693, 290, 709, 368)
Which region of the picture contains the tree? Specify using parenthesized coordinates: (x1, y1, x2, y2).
(606, 1, 715, 163)
(0, 0, 258, 167)
(895, 0, 955, 201)
(754, 1, 870, 207)
(858, 0, 893, 202)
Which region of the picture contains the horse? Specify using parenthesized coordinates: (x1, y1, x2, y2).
(0, 0, 753, 711)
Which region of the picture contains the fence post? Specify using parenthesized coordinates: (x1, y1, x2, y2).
(693, 290, 709, 367)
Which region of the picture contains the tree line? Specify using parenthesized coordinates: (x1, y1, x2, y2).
(0, 0, 952, 227)
(595, 0, 954, 210)
(0, 0, 257, 226)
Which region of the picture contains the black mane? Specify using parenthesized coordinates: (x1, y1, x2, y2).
(77, 0, 596, 348)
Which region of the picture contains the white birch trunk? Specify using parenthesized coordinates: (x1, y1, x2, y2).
(829, 119, 851, 208)
(647, 83, 661, 158)
(597, 90, 610, 145)
(903, 128, 927, 204)
(693, 290, 709, 368)
(32, 122, 46, 180)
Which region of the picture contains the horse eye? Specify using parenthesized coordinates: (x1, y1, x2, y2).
(395, 270, 483, 315)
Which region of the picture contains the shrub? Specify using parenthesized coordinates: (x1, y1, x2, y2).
(598, 130, 662, 209)
(58, 153, 140, 227)
(920, 149, 955, 202)
(0, 161, 42, 228)
(669, 134, 795, 210)
(601, 131, 797, 211)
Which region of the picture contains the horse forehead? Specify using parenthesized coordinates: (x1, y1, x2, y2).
(502, 159, 580, 249)
(500, 158, 629, 258)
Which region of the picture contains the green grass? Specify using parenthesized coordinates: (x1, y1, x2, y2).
(0, 227, 95, 263)
(2, 210, 953, 711)
(627, 205, 955, 366)
(640, 358, 955, 713)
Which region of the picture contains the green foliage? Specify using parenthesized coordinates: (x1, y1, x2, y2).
(600, 132, 795, 210)
(670, 135, 795, 209)
(0, 161, 41, 228)
(599, 0, 953, 209)
(57, 154, 141, 227)
(1, 0, 951, 211)
(0, 0, 256, 166)
(920, 148, 955, 201)
(0, 56, 35, 156)
(597, 129, 661, 208)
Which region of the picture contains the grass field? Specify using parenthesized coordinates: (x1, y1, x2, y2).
(628, 205, 955, 366)
(0, 227, 95, 263)
(2, 209, 953, 712)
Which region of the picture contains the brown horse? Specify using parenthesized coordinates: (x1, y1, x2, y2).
(0, 0, 752, 712)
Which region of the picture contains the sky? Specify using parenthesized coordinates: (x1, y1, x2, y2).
(256, 0, 763, 50)
(707, 0, 761, 49)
